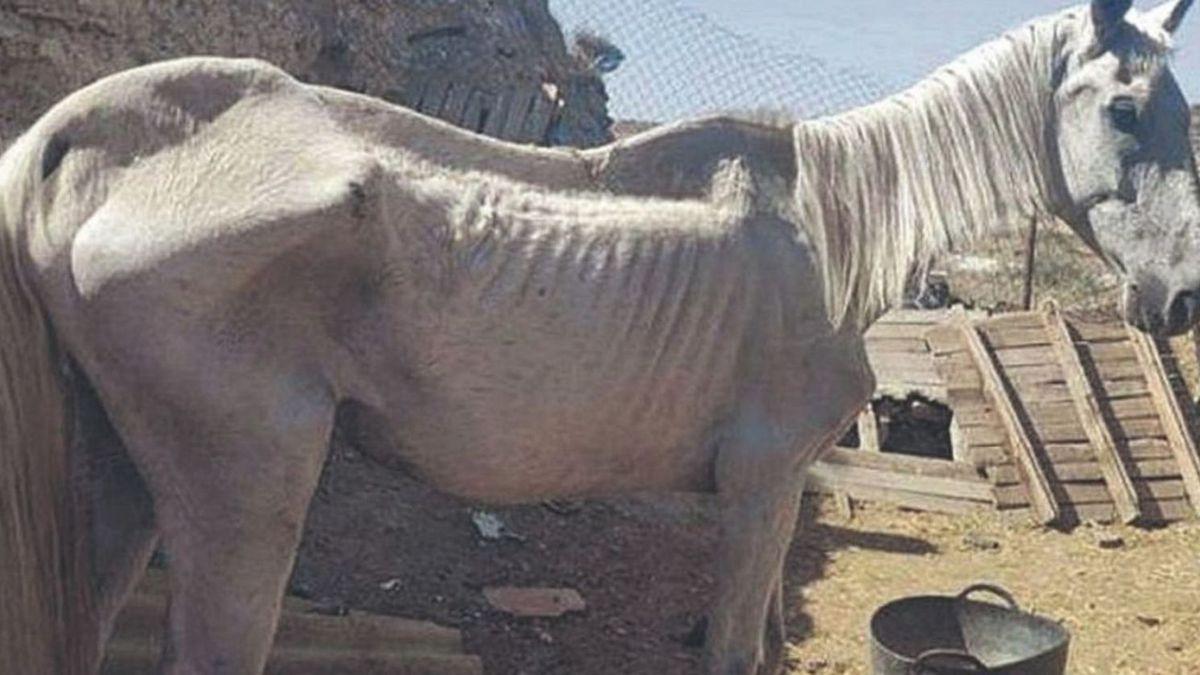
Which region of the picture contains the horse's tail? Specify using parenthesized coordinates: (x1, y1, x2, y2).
(0, 134, 96, 674)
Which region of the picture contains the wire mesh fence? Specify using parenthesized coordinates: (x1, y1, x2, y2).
(550, 0, 887, 123)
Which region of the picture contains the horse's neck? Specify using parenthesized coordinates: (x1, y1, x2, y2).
(792, 16, 1066, 332)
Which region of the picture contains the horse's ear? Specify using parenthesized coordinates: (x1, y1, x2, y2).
(1091, 0, 1133, 41)
(1145, 0, 1195, 33)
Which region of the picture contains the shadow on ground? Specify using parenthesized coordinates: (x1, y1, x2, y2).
(291, 440, 936, 674)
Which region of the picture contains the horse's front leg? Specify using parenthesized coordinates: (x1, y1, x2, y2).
(705, 342, 873, 675)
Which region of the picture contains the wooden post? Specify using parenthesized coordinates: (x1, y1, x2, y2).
(1042, 301, 1141, 523)
(1022, 218, 1039, 311)
(857, 406, 881, 453)
(1127, 327, 1200, 516)
(953, 308, 1060, 524)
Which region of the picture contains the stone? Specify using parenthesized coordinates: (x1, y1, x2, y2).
(484, 586, 586, 618)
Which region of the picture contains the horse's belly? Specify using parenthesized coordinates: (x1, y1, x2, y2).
(391, 346, 735, 502)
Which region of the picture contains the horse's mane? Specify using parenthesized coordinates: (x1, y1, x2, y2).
(792, 7, 1171, 329)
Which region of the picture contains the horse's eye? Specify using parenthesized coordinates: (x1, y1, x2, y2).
(1108, 97, 1139, 134)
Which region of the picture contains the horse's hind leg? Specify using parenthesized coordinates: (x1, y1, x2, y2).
(96, 370, 336, 675)
(73, 373, 160, 651)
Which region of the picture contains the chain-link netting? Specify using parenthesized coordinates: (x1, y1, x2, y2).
(550, 0, 888, 123)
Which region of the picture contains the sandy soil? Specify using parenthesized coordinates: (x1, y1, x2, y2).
(292, 439, 1200, 675)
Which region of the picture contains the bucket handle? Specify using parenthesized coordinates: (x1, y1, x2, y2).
(956, 583, 1019, 611)
(911, 649, 990, 674)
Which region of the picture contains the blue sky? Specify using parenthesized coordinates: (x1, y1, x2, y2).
(685, 0, 1198, 100)
(552, 0, 1198, 120)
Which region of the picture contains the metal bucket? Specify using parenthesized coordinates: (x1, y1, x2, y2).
(869, 584, 1070, 674)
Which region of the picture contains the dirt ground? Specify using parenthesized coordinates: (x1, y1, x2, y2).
(292, 438, 1200, 675)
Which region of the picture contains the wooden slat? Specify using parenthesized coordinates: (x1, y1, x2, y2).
(865, 337, 931, 354)
(954, 309, 1059, 524)
(996, 478, 1186, 507)
(1087, 359, 1154, 381)
(523, 91, 557, 144)
(980, 312, 1045, 330)
(1043, 302, 1140, 522)
(807, 462, 993, 502)
(439, 83, 472, 125)
(418, 77, 452, 116)
(1072, 321, 1131, 343)
(1128, 327, 1200, 516)
(1005, 498, 1194, 523)
(989, 459, 1183, 485)
(962, 425, 1007, 448)
(482, 87, 514, 138)
(804, 481, 988, 515)
(991, 345, 1055, 368)
(865, 322, 937, 341)
(973, 439, 1178, 468)
(460, 90, 488, 132)
(501, 85, 537, 141)
(927, 326, 968, 355)
(1079, 341, 1138, 363)
(820, 447, 980, 480)
(977, 327, 1053, 349)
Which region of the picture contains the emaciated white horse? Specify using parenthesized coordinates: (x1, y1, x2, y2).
(1, 1, 1198, 673)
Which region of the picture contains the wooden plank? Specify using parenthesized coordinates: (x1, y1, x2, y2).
(1128, 327, 1200, 516)
(1079, 341, 1138, 363)
(439, 82, 472, 125)
(977, 327, 1053, 349)
(418, 77, 452, 116)
(856, 409, 880, 453)
(865, 337, 931, 354)
(804, 480, 989, 515)
(806, 462, 993, 502)
(998, 363, 1067, 386)
(501, 85, 537, 141)
(1043, 302, 1140, 522)
(1029, 417, 1164, 444)
(1005, 498, 1194, 523)
(482, 87, 514, 138)
(954, 405, 998, 427)
(868, 359, 942, 386)
(954, 309, 1059, 524)
(1051, 439, 1174, 463)
(1087, 359, 1153, 381)
(460, 90, 488, 132)
(1022, 397, 1157, 423)
(992, 345, 1056, 368)
(1072, 321, 1131, 343)
(866, 322, 937, 341)
(962, 425, 1007, 447)
(819, 447, 980, 480)
(989, 459, 1183, 485)
(980, 312, 1045, 330)
(522, 91, 557, 144)
(927, 326, 967, 355)
(996, 478, 1186, 506)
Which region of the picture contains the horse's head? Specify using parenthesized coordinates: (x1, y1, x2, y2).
(1054, 0, 1199, 335)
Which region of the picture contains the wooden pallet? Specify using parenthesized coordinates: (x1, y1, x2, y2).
(404, 75, 559, 144)
(925, 305, 1200, 526)
(102, 570, 482, 675)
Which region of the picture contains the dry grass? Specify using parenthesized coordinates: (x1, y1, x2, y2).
(936, 218, 1121, 322)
